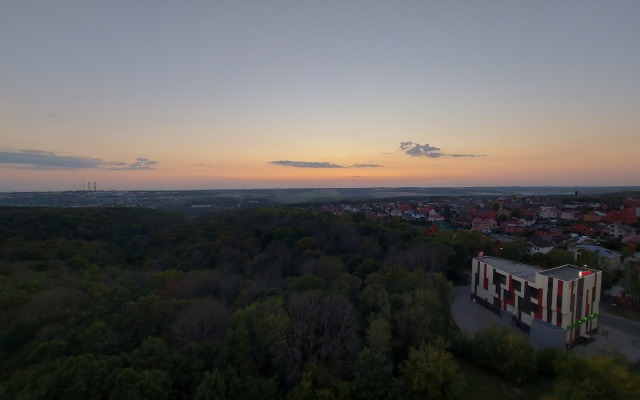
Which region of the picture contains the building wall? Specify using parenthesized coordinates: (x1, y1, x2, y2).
(471, 258, 537, 328)
(534, 271, 600, 343)
(471, 257, 601, 344)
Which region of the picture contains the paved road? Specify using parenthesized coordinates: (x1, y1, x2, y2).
(599, 309, 640, 337)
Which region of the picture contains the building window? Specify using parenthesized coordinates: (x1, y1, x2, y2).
(513, 280, 522, 292)
(493, 270, 507, 286)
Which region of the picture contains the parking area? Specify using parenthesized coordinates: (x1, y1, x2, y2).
(451, 285, 527, 339)
(451, 285, 640, 361)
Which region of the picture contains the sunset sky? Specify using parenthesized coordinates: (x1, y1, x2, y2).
(1, 1, 639, 191)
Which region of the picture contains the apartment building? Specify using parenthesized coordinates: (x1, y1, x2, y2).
(471, 256, 601, 346)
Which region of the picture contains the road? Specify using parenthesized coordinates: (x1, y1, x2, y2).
(598, 311, 640, 337)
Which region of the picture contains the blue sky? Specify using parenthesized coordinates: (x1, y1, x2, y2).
(1, 1, 639, 191)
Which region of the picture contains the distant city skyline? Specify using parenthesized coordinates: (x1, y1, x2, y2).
(1, 1, 639, 191)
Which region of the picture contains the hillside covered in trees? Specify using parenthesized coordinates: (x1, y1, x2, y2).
(1, 207, 639, 399)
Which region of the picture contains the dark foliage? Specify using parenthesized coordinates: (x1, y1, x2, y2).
(0, 206, 638, 399)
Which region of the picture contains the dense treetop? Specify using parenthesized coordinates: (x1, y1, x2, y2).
(0, 207, 638, 399)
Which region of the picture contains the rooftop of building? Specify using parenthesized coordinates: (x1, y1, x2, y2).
(527, 235, 555, 248)
(475, 256, 540, 282)
(475, 256, 598, 282)
(538, 264, 597, 281)
(571, 244, 622, 258)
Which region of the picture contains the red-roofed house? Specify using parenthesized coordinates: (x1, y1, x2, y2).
(471, 217, 497, 232)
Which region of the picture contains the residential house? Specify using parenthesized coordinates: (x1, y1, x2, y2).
(568, 244, 623, 270)
(582, 212, 605, 223)
(604, 223, 636, 239)
(428, 211, 445, 222)
(560, 209, 581, 221)
(540, 207, 559, 219)
(527, 236, 556, 255)
(472, 217, 497, 232)
(500, 219, 528, 235)
(571, 223, 600, 237)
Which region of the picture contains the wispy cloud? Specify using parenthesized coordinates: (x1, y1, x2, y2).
(350, 163, 383, 168)
(269, 160, 384, 169)
(399, 141, 486, 158)
(0, 150, 158, 170)
(108, 158, 158, 170)
(269, 160, 344, 168)
(449, 153, 486, 158)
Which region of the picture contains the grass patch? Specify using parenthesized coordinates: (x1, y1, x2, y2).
(456, 357, 549, 400)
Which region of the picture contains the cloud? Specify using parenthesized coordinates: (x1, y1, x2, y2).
(449, 153, 487, 158)
(269, 160, 344, 168)
(109, 158, 158, 170)
(350, 163, 383, 168)
(0, 150, 158, 170)
(399, 142, 485, 158)
(269, 160, 385, 169)
(0, 150, 102, 169)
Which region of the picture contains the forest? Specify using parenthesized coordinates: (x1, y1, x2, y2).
(1, 206, 639, 399)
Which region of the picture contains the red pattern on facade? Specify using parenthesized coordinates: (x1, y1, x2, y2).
(483, 264, 488, 290)
(535, 288, 543, 319)
(556, 280, 563, 327)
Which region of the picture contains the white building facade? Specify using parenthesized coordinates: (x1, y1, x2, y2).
(471, 256, 601, 346)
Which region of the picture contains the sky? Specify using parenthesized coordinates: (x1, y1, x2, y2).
(1, 1, 639, 191)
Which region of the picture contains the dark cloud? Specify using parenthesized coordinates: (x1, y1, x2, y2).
(399, 142, 485, 158)
(0, 150, 102, 169)
(0, 150, 158, 170)
(269, 160, 344, 168)
(350, 163, 383, 168)
(400, 141, 442, 157)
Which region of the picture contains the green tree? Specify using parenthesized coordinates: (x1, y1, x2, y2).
(547, 353, 640, 400)
(366, 315, 392, 356)
(351, 348, 402, 400)
(38, 354, 122, 400)
(532, 248, 574, 268)
(109, 367, 171, 400)
(221, 297, 290, 378)
(393, 288, 448, 350)
(498, 238, 528, 263)
(194, 370, 226, 400)
(400, 344, 465, 400)
(470, 326, 534, 383)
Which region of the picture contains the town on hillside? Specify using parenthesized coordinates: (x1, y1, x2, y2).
(312, 194, 640, 292)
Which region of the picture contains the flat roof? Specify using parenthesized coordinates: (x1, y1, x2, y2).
(538, 264, 597, 281)
(476, 256, 540, 282)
